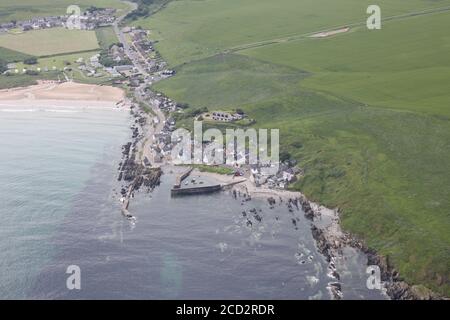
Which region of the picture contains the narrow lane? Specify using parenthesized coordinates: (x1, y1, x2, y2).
(113, 1, 167, 166)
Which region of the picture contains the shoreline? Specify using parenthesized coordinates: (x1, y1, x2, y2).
(0, 100, 129, 110)
(193, 170, 348, 299)
(193, 169, 443, 300)
(116, 102, 162, 220)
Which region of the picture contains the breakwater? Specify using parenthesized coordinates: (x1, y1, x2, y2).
(173, 167, 194, 189)
(171, 167, 222, 196)
(118, 106, 162, 219)
(171, 168, 246, 197)
(171, 184, 223, 197)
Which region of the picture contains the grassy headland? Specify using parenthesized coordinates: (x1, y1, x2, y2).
(136, 0, 450, 295)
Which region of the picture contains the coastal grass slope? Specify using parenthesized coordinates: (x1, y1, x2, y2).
(147, 0, 450, 295)
(243, 11, 450, 117)
(135, 0, 450, 66)
(0, 47, 33, 63)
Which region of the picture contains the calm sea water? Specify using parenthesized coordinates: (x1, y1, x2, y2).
(0, 106, 385, 299)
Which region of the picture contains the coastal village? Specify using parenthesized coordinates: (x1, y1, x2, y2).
(0, 4, 308, 201)
(82, 8, 388, 301)
(1, 5, 301, 192)
(0, 7, 116, 33)
(124, 27, 301, 190)
(0, 2, 438, 302)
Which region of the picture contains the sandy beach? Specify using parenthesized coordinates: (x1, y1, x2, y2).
(0, 81, 127, 109)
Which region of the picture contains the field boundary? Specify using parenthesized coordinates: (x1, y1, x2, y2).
(225, 5, 450, 53)
(38, 49, 100, 59)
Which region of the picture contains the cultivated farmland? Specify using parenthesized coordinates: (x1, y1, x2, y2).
(243, 10, 450, 117)
(0, 28, 100, 57)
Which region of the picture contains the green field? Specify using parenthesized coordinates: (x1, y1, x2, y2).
(244, 11, 450, 117)
(0, 71, 61, 89)
(0, 47, 33, 63)
(0, 28, 99, 57)
(187, 164, 235, 175)
(96, 26, 120, 50)
(137, 0, 450, 65)
(0, 0, 129, 23)
(146, 0, 450, 295)
(0, 49, 113, 89)
(14, 51, 98, 70)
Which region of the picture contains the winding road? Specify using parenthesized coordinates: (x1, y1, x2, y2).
(114, 1, 167, 166)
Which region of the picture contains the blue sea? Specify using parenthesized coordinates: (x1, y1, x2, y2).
(0, 106, 385, 299)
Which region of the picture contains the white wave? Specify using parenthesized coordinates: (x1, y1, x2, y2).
(0, 109, 38, 113)
(0, 108, 80, 113)
(40, 109, 80, 113)
(306, 275, 320, 287)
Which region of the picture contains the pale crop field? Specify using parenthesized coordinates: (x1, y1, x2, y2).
(0, 28, 100, 56)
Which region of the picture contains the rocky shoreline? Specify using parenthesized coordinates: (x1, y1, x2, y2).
(214, 172, 445, 300)
(297, 195, 444, 300)
(110, 85, 444, 300)
(229, 189, 345, 299)
(115, 126, 443, 300)
(116, 104, 162, 219)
